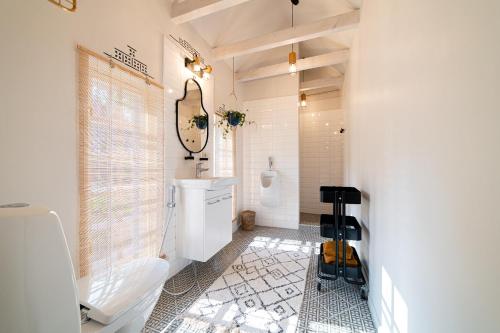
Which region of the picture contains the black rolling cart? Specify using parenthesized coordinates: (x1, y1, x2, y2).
(317, 186, 368, 299)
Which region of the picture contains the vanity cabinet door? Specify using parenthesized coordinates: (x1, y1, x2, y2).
(204, 192, 232, 260)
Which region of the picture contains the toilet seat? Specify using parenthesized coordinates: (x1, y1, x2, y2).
(78, 257, 169, 332)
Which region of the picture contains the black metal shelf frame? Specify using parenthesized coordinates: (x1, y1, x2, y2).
(317, 187, 367, 298)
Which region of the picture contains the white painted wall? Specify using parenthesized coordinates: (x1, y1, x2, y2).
(240, 75, 299, 101)
(299, 93, 344, 215)
(343, 1, 500, 332)
(0, 0, 232, 277)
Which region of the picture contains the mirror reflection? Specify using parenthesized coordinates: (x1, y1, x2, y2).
(176, 79, 209, 154)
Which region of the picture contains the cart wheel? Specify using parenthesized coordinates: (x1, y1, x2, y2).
(317, 282, 321, 291)
(360, 286, 368, 300)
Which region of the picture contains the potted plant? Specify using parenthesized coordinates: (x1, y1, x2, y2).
(188, 114, 208, 130)
(216, 104, 253, 138)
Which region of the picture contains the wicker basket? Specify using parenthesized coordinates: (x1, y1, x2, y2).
(240, 210, 256, 231)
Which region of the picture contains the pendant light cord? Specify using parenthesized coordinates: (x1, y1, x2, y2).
(291, 3, 294, 52)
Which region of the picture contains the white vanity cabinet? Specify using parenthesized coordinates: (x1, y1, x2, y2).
(203, 189, 232, 260)
(175, 177, 237, 262)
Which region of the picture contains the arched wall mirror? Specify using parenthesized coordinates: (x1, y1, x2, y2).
(175, 79, 209, 158)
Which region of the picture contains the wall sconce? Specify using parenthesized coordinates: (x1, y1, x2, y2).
(300, 93, 307, 107)
(185, 55, 213, 80)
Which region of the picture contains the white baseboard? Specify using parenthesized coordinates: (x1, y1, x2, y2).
(255, 220, 299, 230)
(368, 293, 381, 332)
(232, 219, 240, 233)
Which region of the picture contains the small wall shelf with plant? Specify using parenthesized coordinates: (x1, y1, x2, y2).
(216, 104, 253, 138)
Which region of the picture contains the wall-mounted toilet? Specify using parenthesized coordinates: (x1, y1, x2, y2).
(0, 205, 169, 333)
(260, 170, 280, 207)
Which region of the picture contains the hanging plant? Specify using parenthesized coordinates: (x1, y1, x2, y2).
(216, 104, 253, 138)
(187, 114, 208, 130)
(215, 58, 254, 138)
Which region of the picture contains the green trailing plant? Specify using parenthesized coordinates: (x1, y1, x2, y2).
(216, 104, 254, 138)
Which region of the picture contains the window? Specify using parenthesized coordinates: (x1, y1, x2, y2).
(78, 49, 164, 277)
(214, 114, 236, 219)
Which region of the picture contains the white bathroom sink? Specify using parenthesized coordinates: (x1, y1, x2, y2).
(175, 177, 239, 190)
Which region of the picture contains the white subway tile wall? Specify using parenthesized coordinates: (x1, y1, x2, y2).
(242, 96, 299, 229)
(299, 108, 344, 215)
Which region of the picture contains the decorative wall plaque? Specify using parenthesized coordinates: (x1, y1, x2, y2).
(169, 35, 205, 63)
(104, 45, 153, 79)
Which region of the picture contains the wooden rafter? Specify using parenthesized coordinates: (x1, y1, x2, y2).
(213, 10, 360, 60)
(171, 0, 254, 24)
(300, 77, 344, 92)
(236, 50, 349, 82)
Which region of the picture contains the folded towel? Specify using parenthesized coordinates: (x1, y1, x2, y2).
(323, 253, 359, 267)
(323, 240, 353, 260)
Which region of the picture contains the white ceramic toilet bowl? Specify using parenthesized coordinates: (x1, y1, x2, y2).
(0, 205, 169, 333)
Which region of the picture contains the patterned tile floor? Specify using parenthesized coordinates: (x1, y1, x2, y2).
(145, 225, 375, 333)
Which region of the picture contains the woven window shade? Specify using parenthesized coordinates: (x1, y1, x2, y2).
(78, 49, 164, 277)
(214, 115, 236, 219)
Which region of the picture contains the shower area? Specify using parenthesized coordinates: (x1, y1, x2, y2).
(299, 92, 345, 225)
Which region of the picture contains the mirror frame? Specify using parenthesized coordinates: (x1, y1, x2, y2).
(175, 78, 209, 157)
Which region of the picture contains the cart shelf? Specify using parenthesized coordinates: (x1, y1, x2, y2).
(320, 186, 361, 204)
(320, 214, 362, 241)
(317, 243, 365, 286)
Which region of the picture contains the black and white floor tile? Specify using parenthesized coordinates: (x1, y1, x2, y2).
(145, 225, 376, 333)
(178, 237, 311, 332)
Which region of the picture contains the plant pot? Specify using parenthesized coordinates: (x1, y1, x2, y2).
(227, 112, 241, 127)
(195, 116, 208, 130)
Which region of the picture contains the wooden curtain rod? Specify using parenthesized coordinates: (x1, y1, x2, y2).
(77, 44, 164, 90)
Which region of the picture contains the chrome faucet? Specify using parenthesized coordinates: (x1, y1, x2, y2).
(196, 162, 209, 178)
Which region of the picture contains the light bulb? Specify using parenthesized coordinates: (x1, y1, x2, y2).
(300, 93, 307, 107)
(288, 50, 297, 75)
(202, 65, 212, 80)
(193, 55, 202, 72)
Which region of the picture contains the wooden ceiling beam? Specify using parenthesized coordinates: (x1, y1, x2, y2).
(171, 0, 254, 24)
(236, 49, 349, 82)
(341, 0, 362, 10)
(300, 77, 344, 92)
(213, 10, 359, 60)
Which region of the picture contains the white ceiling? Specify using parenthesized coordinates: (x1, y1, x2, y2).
(173, 0, 359, 75)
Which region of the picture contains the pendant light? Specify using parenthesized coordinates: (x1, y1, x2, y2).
(288, 1, 298, 75)
(300, 70, 307, 107)
(300, 93, 307, 107)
